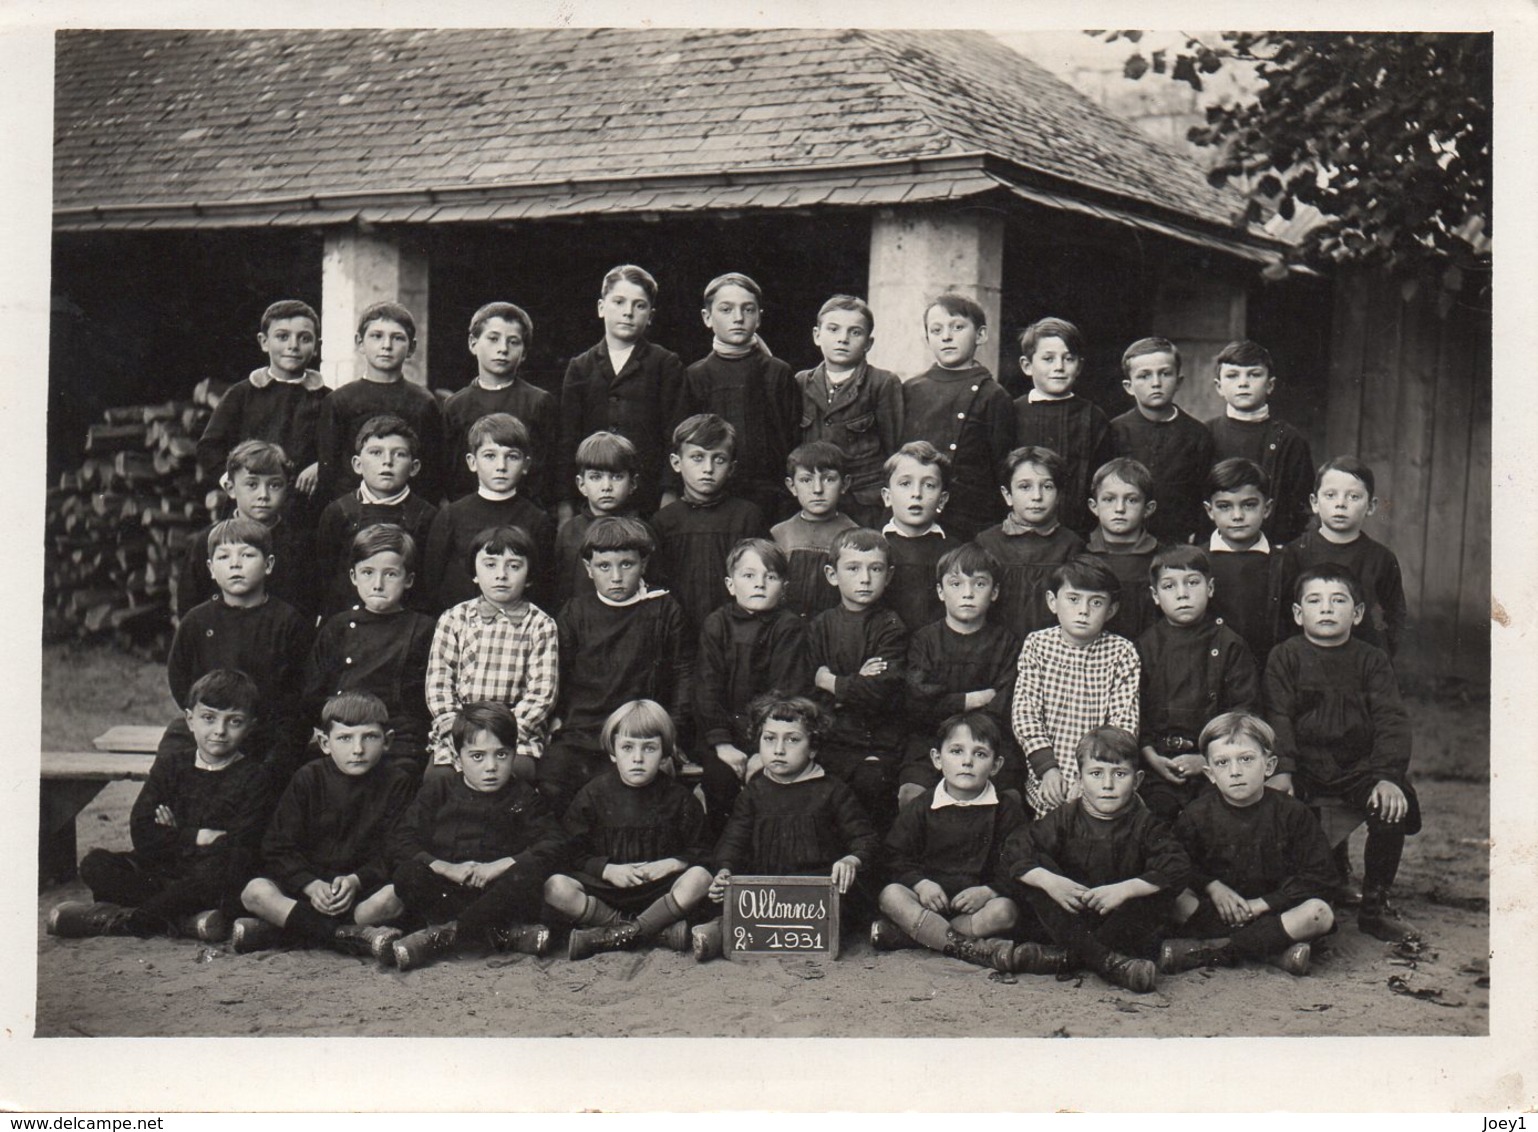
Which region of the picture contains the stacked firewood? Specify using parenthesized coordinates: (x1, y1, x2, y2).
(44, 379, 229, 652)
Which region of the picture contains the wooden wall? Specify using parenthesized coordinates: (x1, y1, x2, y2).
(1325, 269, 1491, 685)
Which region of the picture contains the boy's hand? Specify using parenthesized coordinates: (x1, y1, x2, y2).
(295, 462, 320, 495)
(1082, 881, 1134, 916)
(194, 828, 225, 846)
(963, 688, 996, 711)
(830, 855, 860, 894)
(1142, 748, 1184, 784)
(1245, 897, 1271, 919)
(951, 886, 995, 915)
(467, 858, 515, 887)
(1265, 772, 1294, 795)
(154, 805, 177, 827)
(857, 656, 888, 677)
(432, 860, 475, 885)
(603, 862, 648, 888)
(1035, 872, 1087, 914)
(302, 879, 334, 910)
(637, 859, 686, 883)
(328, 874, 361, 913)
(1038, 768, 1069, 808)
(708, 868, 732, 904)
(814, 666, 838, 693)
(1206, 880, 1253, 927)
(913, 879, 949, 913)
(1171, 754, 1207, 779)
(715, 744, 749, 781)
(1368, 780, 1409, 823)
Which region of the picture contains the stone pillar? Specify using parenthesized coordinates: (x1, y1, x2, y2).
(320, 227, 430, 388)
(867, 207, 1005, 381)
(1151, 272, 1247, 422)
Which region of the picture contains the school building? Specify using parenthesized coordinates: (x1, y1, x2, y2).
(49, 27, 1489, 682)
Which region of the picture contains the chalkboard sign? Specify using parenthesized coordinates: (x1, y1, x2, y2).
(722, 875, 841, 960)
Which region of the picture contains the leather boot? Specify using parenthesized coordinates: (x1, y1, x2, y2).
(230, 916, 283, 954)
(1359, 889, 1418, 942)
(177, 909, 230, 942)
(392, 921, 459, 971)
(47, 901, 134, 938)
(568, 921, 641, 961)
(691, 919, 723, 962)
(1009, 941, 1070, 975)
(941, 928, 1015, 972)
(869, 917, 920, 951)
(332, 924, 404, 964)
(488, 923, 551, 957)
(1158, 936, 1236, 974)
(1268, 941, 1312, 976)
(1096, 949, 1158, 993)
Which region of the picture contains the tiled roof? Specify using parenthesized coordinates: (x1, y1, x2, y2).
(54, 28, 1252, 236)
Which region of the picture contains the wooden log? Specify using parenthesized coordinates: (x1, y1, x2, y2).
(113, 451, 158, 482)
(85, 423, 148, 453)
(141, 402, 180, 424)
(193, 378, 230, 409)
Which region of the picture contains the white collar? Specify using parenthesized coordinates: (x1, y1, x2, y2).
(477, 486, 519, 502)
(932, 781, 998, 808)
(1208, 530, 1272, 554)
(1225, 404, 1271, 422)
(767, 762, 826, 785)
(359, 482, 411, 506)
(595, 582, 667, 608)
(1027, 389, 1074, 403)
(882, 519, 946, 539)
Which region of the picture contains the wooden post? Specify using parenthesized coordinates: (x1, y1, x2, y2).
(320, 227, 431, 389)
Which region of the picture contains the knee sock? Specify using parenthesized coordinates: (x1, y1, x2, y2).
(1362, 827, 1406, 895)
(634, 894, 686, 939)
(1227, 914, 1292, 958)
(885, 903, 953, 952)
(286, 902, 341, 944)
(576, 895, 623, 928)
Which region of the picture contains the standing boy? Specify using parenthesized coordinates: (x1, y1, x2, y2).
(1085, 457, 1161, 642)
(878, 441, 951, 633)
(1203, 457, 1289, 665)
(975, 446, 1085, 640)
(772, 440, 858, 620)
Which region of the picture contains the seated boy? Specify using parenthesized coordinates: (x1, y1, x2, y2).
(1204, 457, 1289, 664)
(975, 445, 1085, 640)
(423, 412, 555, 614)
(1011, 556, 1140, 820)
(899, 544, 1022, 807)
(807, 527, 908, 828)
(1265, 565, 1420, 942)
(425, 524, 558, 772)
(875, 712, 1059, 974)
(302, 524, 437, 774)
(389, 703, 571, 970)
(879, 441, 951, 633)
(772, 440, 858, 620)
(1110, 337, 1214, 545)
(1005, 727, 1191, 993)
(445, 302, 558, 507)
(231, 691, 417, 958)
(554, 430, 653, 609)
(1162, 712, 1337, 976)
(796, 294, 904, 528)
(50, 670, 273, 942)
(314, 414, 439, 615)
(544, 517, 688, 815)
(1136, 545, 1259, 822)
(1085, 457, 1161, 642)
(1205, 339, 1314, 545)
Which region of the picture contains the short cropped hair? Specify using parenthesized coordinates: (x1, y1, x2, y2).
(321, 691, 390, 731)
(1314, 455, 1376, 497)
(1047, 554, 1121, 602)
(1198, 711, 1276, 758)
(787, 440, 847, 478)
(350, 523, 417, 573)
(1091, 457, 1155, 498)
(1292, 562, 1365, 607)
(1000, 445, 1066, 488)
(1207, 457, 1271, 499)
(468, 301, 533, 344)
(1018, 316, 1083, 358)
(1215, 339, 1274, 373)
(452, 702, 519, 752)
(726, 537, 787, 577)
(601, 699, 678, 766)
(466, 412, 531, 455)
(1075, 726, 1140, 770)
(925, 292, 986, 329)
(575, 431, 639, 475)
(748, 692, 828, 751)
(187, 668, 260, 715)
(602, 264, 658, 302)
(671, 413, 736, 458)
(354, 413, 419, 457)
(357, 301, 417, 343)
(884, 440, 950, 487)
(703, 272, 762, 306)
(580, 516, 655, 560)
(260, 300, 319, 335)
(827, 526, 890, 568)
(227, 439, 290, 479)
(935, 542, 999, 585)
(1121, 336, 1181, 376)
(207, 516, 272, 558)
(466, 525, 536, 577)
(1148, 543, 1211, 586)
(816, 294, 874, 333)
(935, 710, 1005, 755)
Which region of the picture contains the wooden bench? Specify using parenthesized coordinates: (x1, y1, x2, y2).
(39, 726, 164, 887)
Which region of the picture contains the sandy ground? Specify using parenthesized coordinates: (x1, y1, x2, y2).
(33, 647, 1490, 1038)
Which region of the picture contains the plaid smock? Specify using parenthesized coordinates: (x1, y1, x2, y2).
(1011, 627, 1140, 818)
(426, 598, 559, 765)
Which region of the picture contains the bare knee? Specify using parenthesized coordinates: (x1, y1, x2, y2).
(240, 877, 277, 912)
(878, 883, 914, 916)
(543, 873, 585, 911)
(672, 866, 713, 903)
(1303, 898, 1335, 935)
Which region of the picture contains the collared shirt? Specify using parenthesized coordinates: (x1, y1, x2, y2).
(359, 482, 412, 507)
(1026, 389, 1075, 403)
(1000, 514, 1059, 538)
(932, 781, 998, 809)
(1209, 531, 1272, 555)
(882, 519, 947, 540)
(477, 485, 519, 502)
(767, 762, 825, 785)
(249, 367, 325, 392)
(606, 343, 636, 375)
(595, 583, 669, 609)
(1226, 404, 1272, 422)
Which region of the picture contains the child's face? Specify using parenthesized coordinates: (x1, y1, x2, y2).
(258, 316, 318, 376)
(584, 548, 646, 604)
(937, 569, 996, 628)
(474, 547, 530, 608)
(880, 454, 948, 531)
(599, 280, 654, 344)
(469, 316, 526, 381)
(1078, 756, 1142, 819)
(1089, 473, 1154, 539)
(1021, 335, 1082, 397)
(1150, 567, 1213, 627)
(576, 468, 635, 515)
(1311, 469, 1376, 537)
(1292, 577, 1364, 645)
(1122, 350, 1180, 411)
(670, 442, 733, 500)
(208, 540, 273, 602)
(924, 306, 985, 369)
(610, 730, 667, 789)
(726, 548, 785, 613)
(758, 717, 814, 783)
(356, 318, 415, 375)
(930, 723, 1000, 801)
(467, 439, 530, 495)
(812, 309, 873, 369)
(787, 466, 844, 519)
(1203, 736, 1276, 808)
(352, 433, 419, 496)
(703, 284, 762, 347)
(825, 546, 890, 610)
(184, 700, 254, 763)
(455, 728, 518, 793)
(1046, 583, 1117, 645)
(224, 467, 288, 525)
(350, 549, 413, 614)
(999, 460, 1058, 528)
(319, 720, 390, 777)
(1214, 362, 1275, 412)
(1204, 486, 1273, 548)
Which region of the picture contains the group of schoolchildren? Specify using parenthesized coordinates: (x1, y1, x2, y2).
(47, 264, 1420, 997)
